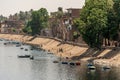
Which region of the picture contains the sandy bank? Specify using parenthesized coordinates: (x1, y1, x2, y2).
(0, 34, 120, 67)
(0, 34, 88, 58)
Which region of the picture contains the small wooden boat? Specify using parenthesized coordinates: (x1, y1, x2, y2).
(88, 66, 96, 70)
(69, 62, 75, 66)
(87, 62, 96, 70)
(18, 55, 31, 58)
(61, 62, 68, 64)
(75, 62, 81, 66)
(30, 48, 33, 50)
(53, 61, 59, 63)
(102, 66, 111, 71)
(20, 47, 24, 49)
(25, 49, 28, 51)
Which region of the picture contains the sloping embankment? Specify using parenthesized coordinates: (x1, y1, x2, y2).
(0, 34, 120, 66)
(0, 34, 88, 58)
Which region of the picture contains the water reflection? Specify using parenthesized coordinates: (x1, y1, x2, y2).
(0, 39, 119, 80)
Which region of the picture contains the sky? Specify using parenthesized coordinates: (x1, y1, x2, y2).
(0, 0, 85, 17)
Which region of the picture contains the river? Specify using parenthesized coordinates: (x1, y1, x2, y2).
(0, 39, 119, 80)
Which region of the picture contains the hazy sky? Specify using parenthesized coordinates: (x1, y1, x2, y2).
(0, 0, 85, 17)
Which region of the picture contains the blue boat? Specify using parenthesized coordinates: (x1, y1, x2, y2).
(87, 63, 96, 70)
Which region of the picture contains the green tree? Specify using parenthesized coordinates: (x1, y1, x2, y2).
(113, 0, 120, 21)
(30, 11, 40, 35)
(0, 15, 7, 22)
(25, 8, 48, 35)
(102, 9, 117, 45)
(38, 8, 49, 29)
(102, 0, 119, 46)
(57, 7, 63, 19)
(19, 11, 26, 21)
(75, 0, 108, 49)
(23, 21, 32, 34)
(112, 0, 120, 41)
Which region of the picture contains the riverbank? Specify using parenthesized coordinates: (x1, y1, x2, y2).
(0, 34, 120, 67)
(0, 34, 88, 58)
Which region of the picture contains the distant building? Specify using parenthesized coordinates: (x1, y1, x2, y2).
(0, 20, 24, 34)
(49, 8, 84, 43)
(62, 8, 82, 41)
(66, 8, 81, 18)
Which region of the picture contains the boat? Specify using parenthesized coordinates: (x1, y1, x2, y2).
(30, 48, 33, 50)
(20, 47, 24, 49)
(87, 63, 96, 70)
(25, 49, 28, 51)
(17, 55, 31, 58)
(102, 66, 111, 71)
(53, 61, 59, 63)
(75, 62, 81, 66)
(69, 62, 75, 66)
(61, 62, 68, 64)
(88, 66, 96, 70)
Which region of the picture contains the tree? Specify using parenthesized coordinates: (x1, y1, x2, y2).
(19, 11, 26, 21)
(38, 8, 49, 29)
(30, 11, 40, 35)
(57, 7, 63, 19)
(102, 0, 120, 46)
(23, 21, 32, 34)
(112, 0, 120, 41)
(25, 8, 49, 35)
(75, 0, 108, 49)
(0, 15, 7, 22)
(102, 9, 117, 46)
(113, 0, 120, 21)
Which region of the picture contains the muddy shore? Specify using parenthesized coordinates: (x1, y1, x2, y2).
(0, 34, 120, 67)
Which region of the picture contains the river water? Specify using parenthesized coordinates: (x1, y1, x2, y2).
(0, 39, 119, 80)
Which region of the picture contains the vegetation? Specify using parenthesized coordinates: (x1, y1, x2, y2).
(0, 15, 7, 22)
(74, 0, 120, 49)
(112, 0, 120, 40)
(74, 0, 108, 49)
(24, 8, 49, 35)
(22, 21, 32, 34)
(9, 9, 33, 22)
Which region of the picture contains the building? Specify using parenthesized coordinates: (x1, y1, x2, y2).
(0, 20, 24, 34)
(49, 8, 84, 43)
(62, 8, 82, 41)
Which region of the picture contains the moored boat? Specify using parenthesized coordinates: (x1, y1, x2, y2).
(17, 55, 31, 58)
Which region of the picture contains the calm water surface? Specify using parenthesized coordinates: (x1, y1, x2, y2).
(0, 39, 119, 80)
